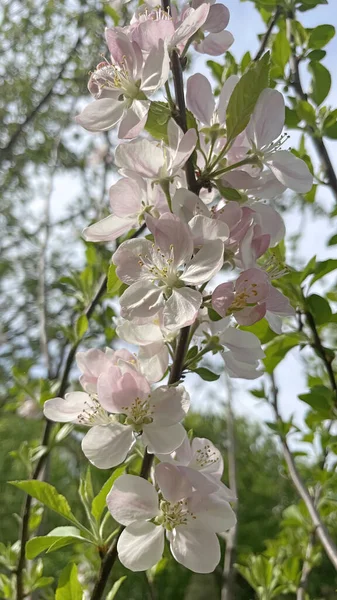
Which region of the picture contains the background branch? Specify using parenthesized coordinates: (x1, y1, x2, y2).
(270, 373, 337, 572)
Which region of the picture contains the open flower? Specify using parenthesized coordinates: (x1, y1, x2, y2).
(124, 3, 210, 53)
(83, 173, 166, 242)
(107, 467, 236, 572)
(76, 30, 169, 139)
(113, 212, 224, 330)
(156, 436, 235, 502)
(191, 0, 234, 55)
(212, 268, 294, 332)
(197, 314, 265, 379)
(245, 88, 313, 193)
(115, 119, 197, 183)
(44, 368, 189, 469)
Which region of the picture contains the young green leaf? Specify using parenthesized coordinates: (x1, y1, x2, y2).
(56, 563, 83, 600)
(309, 61, 331, 105)
(194, 367, 220, 381)
(26, 527, 88, 560)
(107, 264, 122, 295)
(91, 466, 125, 522)
(225, 52, 270, 142)
(308, 24, 335, 49)
(106, 576, 127, 600)
(11, 480, 78, 525)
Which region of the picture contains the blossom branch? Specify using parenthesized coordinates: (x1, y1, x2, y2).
(286, 13, 337, 202)
(304, 308, 337, 402)
(270, 373, 337, 571)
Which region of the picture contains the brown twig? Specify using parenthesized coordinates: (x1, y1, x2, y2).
(254, 7, 281, 61)
(270, 373, 337, 571)
(286, 14, 337, 202)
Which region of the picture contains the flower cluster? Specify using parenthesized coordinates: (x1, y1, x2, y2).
(45, 0, 313, 575)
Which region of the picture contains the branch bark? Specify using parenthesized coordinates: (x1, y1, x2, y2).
(270, 373, 337, 572)
(254, 8, 281, 61)
(286, 14, 337, 202)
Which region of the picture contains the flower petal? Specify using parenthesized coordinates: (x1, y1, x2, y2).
(189, 495, 236, 533)
(82, 423, 133, 469)
(188, 215, 229, 246)
(266, 150, 313, 193)
(107, 474, 159, 525)
(141, 39, 170, 94)
(170, 524, 221, 573)
(43, 392, 92, 424)
(195, 30, 234, 56)
(155, 462, 193, 502)
(138, 342, 169, 382)
(145, 212, 194, 267)
(217, 75, 239, 124)
(203, 3, 229, 33)
(151, 385, 190, 426)
(117, 522, 164, 571)
(186, 73, 215, 125)
(182, 240, 224, 285)
(246, 88, 285, 149)
(76, 98, 126, 132)
(171, 4, 210, 48)
(163, 287, 202, 331)
(113, 238, 153, 285)
(83, 214, 134, 242)
(119, 280, 163, 320)
(142, 423, 187, 454)
(115, 139, 164, 178)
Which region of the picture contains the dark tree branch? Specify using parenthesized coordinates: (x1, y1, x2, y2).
(286, 15, 337, 202)
(254, 7, 281, 61)
(0, 34, 83, 164)
(270, 373, 337, 572)
(304, 309, 337, 401)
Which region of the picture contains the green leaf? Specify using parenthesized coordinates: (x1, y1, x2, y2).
(91, 466, 125, 522)
(75, 315, 88, 339)
(194, 367, 220, 381)
(225, 52, 270, 142)
(299, 385, 333, 417)
(240, 318, 276, 344)
(11, 481, 78, 524)
(310, 259, 337, 285)
(309, 61, 331, 105)
(107, 264, 122, 295)
(296, 100, 316, 126)
(145, 101, 171, 142)
(207, 60, 224, 84)
(308, 25, 335, 49)
(300, 255, 316, 282)
(272, 30, 290, 70)
(322, 109, 337, 139)
(306, 294, 332, 325)
(285, 107, 300, 129)
(328, 234, 337, 246)
(103, 4, 120, 25)
(56, 564, 83, 600)
(264, 333, 304, 374)
(106, 576, 127, 600)
(26, 527, 87, 559)
(307, 49, 326, 61)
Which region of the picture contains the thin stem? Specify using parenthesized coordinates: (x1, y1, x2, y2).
(210, 157, 257, 179)
(254, 7, 281, 61)
(286, 14, 337, 202)
(304, 309, 337, 402)
(270, 373, 337, 571)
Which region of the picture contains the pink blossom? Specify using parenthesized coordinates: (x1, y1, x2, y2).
(115, 119, 197, 182)
(76, 31, 169, 139)
(44, 368, 189, 468)
(245, 88, 313, 193)
(107, 467, 236, 572)
(113, 212, 224, 330)
(212, 268, 295, 331)
(83, 173, 166, 242)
